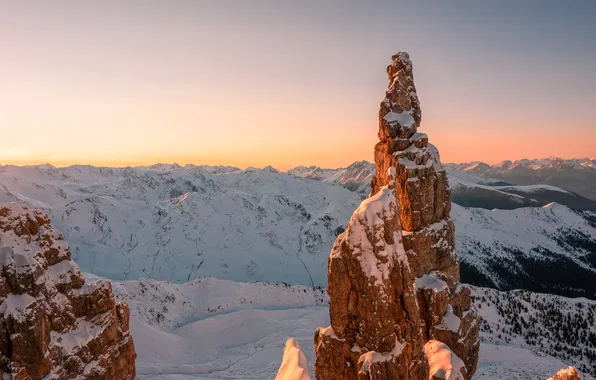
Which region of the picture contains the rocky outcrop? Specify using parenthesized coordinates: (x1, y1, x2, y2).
(314, 52, 479, 379)
(548, 367, 582, 380)
(0, 203, 136, 379)
(314, 169, 429, 379)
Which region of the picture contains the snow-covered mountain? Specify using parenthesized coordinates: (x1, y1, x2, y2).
(445, 157, 596, 201)
(0, 164, 357, 286)
(91, 274, 594, 379)
(454, 203, 596, 299)
(1, 164, 596, 300)
(2, 162, 594, 377)
(288, 160, 375, 198)
(447, 170, 596, 211)
(288, 160, 596, 211)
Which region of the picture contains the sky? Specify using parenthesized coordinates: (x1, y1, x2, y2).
(1, 1, 596, 170)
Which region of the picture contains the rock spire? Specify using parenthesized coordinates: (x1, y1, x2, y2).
(314, 52, 479, 379)
(0, 203, 136, 379)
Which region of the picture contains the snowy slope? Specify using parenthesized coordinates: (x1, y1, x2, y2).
(471, 286, 596, 376)
(87, 274, 594, 379)
(454, 203, 596, 299)
(0, 164, 358, 285)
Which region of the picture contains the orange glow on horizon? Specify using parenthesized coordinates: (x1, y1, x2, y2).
(2, 2, 596, 171)
(3, 121, 595, 171)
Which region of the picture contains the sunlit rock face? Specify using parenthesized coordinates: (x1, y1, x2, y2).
(313, 53, 479, 380)
(0, 203, 136, 380)
(548, 366, 582, 380)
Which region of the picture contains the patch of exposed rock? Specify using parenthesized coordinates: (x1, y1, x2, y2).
(0, 203, 136, 379)
(549, 366, 582, 380)
(313, 53, 479, 379)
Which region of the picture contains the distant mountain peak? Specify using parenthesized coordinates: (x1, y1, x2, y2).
(263, 165, 280, 173)
(149, 163, 182, 170)
(444, 157, 596, 200)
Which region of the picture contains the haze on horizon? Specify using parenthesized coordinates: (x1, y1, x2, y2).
(1, 0, 596, 170)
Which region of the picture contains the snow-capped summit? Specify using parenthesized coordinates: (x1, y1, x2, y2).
(149, 163, 182, 170)
(288, 161, 375, 197)
(263, 165, 280, 173)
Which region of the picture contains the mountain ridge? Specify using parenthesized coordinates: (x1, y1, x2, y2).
(445, 157, 596, 201)
(1, 164, 596, 300)
(286, 160, 596, 211)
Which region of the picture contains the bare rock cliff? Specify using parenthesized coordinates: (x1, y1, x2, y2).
(314, 52, 479, 380)
(0, 203, 136, 379)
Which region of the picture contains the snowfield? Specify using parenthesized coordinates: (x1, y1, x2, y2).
(84, 274, 595, 379)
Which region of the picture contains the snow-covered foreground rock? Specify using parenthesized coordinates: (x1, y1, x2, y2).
(92, 275, 594, 379)
(2, 165, 596, 299)
(0, 204, 136, 379)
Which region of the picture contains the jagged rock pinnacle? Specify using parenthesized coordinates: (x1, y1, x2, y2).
(313, 53, 479, 380)
(380, 52, 421, 142)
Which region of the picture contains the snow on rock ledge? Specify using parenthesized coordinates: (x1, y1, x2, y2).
(0, 203, 136, 379)
(275, 338, 312, 380)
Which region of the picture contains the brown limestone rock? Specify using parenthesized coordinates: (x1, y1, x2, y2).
(0, 203, 136, 380)
(313, 52, 479, 380)
(549, 367, 582, 380)
(371, 52, 450, 232)
(314, 170, 429, 379)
